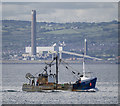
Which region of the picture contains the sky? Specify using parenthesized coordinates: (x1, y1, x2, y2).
(2, 2, 118, 23)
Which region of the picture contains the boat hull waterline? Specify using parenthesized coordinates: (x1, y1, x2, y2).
(22, 77, 97, 92)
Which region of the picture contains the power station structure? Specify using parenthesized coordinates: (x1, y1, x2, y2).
(31, 10, 36, 56)
(23, 10, 91, 61)
(23, 10, 64, 60)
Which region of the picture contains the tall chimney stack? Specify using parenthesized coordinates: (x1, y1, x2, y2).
(31, 10, 36, 56)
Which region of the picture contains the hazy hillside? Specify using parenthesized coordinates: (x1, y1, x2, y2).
(2, 20, 118, 59)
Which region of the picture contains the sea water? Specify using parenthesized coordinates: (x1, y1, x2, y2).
(1, 63, 118, 104)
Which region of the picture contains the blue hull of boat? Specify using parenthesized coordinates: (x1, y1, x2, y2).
(73, 77, 97, 90)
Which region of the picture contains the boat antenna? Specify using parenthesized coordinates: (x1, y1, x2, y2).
(83, 39, 87, 77)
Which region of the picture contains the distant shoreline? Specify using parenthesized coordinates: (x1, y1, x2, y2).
(1, 60, 117, 64)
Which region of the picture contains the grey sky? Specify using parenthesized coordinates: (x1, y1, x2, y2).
(2, 2, 118, 23)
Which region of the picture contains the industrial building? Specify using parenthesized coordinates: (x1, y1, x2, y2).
(23, 46, 63, 60)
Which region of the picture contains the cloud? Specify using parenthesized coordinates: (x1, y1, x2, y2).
(2, 2, 118, 22)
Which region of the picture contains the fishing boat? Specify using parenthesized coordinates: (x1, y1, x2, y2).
(22, 39, 98, 92)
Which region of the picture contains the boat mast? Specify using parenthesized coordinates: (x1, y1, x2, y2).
(56, 53, 58, 84)
(84, 39, 87, 56)
(83, 54, 85, 77)
(83, 39, 87, 77)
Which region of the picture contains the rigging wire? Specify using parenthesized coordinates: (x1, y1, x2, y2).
(61, 59, 81, 74)
(61, 59, 93, 77)
(59, 60, 80, 79)
(59, 61, 79, 80)
(34, 65, 47, 76)
(34, 58, 56, 76)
